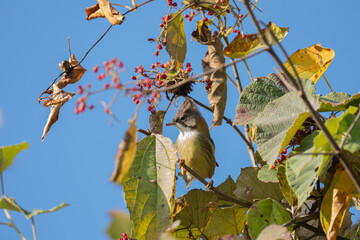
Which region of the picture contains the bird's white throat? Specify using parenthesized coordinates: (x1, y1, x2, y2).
(178, 129, 197, 141)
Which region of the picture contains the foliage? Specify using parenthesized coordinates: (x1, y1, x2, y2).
(32, 0, 360, 239)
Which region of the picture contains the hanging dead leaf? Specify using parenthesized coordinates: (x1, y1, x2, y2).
(191, 20, 212, 45)
(149, 110, 165, 134)
(110, 115, 137, 183)
(57, 54, 86, 88)
(223, 22, 289, 58)
(41, 84, 75, 141)
(202, 37, 227, 129)
(284, 44, 335, 83)
(85, 0, 125, 25)
(320, 165, 355, 240)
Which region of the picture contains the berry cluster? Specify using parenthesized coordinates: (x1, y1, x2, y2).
(118, 232, 128, 240)
(271, 149, 287, 169)
(204, 78, 212, 91)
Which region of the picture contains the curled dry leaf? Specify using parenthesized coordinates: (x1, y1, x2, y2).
(42, 84, 75, 141)
(191, 20, 212, 45)
(202, 37, 227, 129)
(149, 110, 165, 134)
(85, 0, 125, 25)
(110, 115, 137, 183)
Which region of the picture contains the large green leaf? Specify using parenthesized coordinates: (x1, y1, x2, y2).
(0, 142, 29, 173)
(246, 199, 292, 240)
(254, 79, 320, 164)
(122, 134, 177, 240)
(277, 164, 297, 206)
(234, 167, 282, 202)
(0, 195, 67, 219)
(234, 73, 290, 125)
(286, 131, 330, 207)
(165, 12, 186, 69)
(224, 22, 289, 58)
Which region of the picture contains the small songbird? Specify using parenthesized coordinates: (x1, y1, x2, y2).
(166, 97, 217, 189)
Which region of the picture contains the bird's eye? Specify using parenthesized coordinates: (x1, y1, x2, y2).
(180, 115, 186, 121)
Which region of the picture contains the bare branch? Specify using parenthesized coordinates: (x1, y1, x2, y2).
(177, 159, 253, 208)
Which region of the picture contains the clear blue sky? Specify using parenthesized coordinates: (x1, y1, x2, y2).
(1, 1, 359, 239)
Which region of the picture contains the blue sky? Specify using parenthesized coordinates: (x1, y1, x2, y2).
(1, 0, 360, 239)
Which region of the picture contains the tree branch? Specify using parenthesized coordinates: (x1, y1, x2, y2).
(177, 159, 253, 208)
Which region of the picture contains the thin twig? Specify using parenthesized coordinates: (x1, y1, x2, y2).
(225, 73, 238, 88)
(243, 60, 254, 82)
(137, 128, 151, 136)
(188, 96, 255, 153)
(244, 0, 360, 194)
(3, 209, 26, 240)
(31, 217, 37, 240)
(223, 36, 243, 94)
(122, 0, 153, 16)
(67, 37, 71, 57)
(177, 159, 252, 208)
(322, 74, 334, 92)
(158, 47, 269, 93)
(339, 104, 360, 149)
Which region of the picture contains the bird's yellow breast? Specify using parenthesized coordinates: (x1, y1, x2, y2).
(176, 130, 216, 180)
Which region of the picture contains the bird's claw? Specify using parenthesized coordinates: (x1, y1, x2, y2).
(205, 179, 214, 191)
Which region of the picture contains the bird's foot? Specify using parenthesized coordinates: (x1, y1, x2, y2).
(205, 179, 214, 191)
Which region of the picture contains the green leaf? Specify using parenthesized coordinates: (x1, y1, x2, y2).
(319, 92, 360, 112)
(106, 211, 134, 240)
(165, 12, 186, 69)
(122, 134, 177, 240)
(286, 131, 329, 207)
(234, 73, 290, 125)
(257, 224, 292, 240)
(247, 199, 292, 240)
(174, 189, 217, 239)
(0, 195, 67, 219)
(277, 164, 297, 206)
(234, 167, 283, 202)
(254, 79, 320, 164)
(257, 164, 278, 183)
(224, 22, 289, 58)
(0, 142, 29, 173)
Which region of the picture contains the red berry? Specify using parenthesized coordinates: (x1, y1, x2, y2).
(151, 64, 155, 69)
(115, 83, 122, 89)
(271, 164, 276, 169)
(276, 159, 281, 164)
(151, 109, 156, 114)
(281, 154, 286, 160)
(242, 33, 247, 38)
(188, 16, 193, 21)
(89, 105, 94, 110)
(238, 13, 243, 19)
(78, 88, 83, 95)
(213, 31, 219, 36)
(110, 58, 116, 64)
(232, 29, 238, 33)
(130, 87, 137, 92)
(105, 66, 111, 71)
(147, 105, 153, 111)
(159, 23, 164, 28)
(214, 5, 219, 9)
(104, 83, 110, 89)
(207, 11, 213, 16)
(135, 100, 140, 104)
(221, 0, 225, 4)
(155, 50, 159, 57)
(148, 38, 154, 41)
(93, 66, 99, 73)
(172, 2, 177, 7)
(132, 76, 137, 80)
(161, 74, 167, 79)
(157, 80, 163, 85)
(103, 61, 109, 66)
(186, 67, 192, 72)
(87, 84, 92, 89)
(282, 149, 287, 154)
(186, 62, 191, 68)
(184, 14, 189, 18)
(105, 107, 110, 114)
(98, 73, 106, 80)
(226, 9, 230, 13)
(205, 78, 211, 83)
(157, 44, 163, 50)
(118, 61, 124, 68)
(203, 17, 208, 22)
(149, 97, 154, 103)
(134, 67, 138, 72)
(74, 108, 79, 114)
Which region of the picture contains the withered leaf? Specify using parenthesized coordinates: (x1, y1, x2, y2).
(42, 84, 75, 141)
(149, 110, 165, 135)
(202, 37, 227, 128)
(85, 0, 125, 25)
(56, 54, 86, 90)
(110, 115, 137, 183)
(192, 20, 212, 45)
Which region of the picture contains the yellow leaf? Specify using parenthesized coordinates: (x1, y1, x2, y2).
(320, 166, 355, 240)
(110, 116, 137, 183)
(284, 44, 335, 83)
(223, 22, 289, 58)
(85, 0, 125, 25)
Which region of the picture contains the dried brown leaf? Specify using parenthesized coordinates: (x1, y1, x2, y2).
(56, 54, 86, 90)
(202, 37, 227, 128)
(149, 110, 165, 134)
(110, 116, 137, 183)
(42, 84, 75, 141)
(85, 0, 125, 25)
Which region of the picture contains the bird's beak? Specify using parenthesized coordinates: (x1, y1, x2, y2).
(165, 121, 175, 126)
